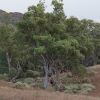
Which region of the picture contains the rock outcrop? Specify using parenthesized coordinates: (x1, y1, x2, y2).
(0, 9, 22, 23)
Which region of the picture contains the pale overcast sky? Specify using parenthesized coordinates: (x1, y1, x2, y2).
(0, 0, 100, 22)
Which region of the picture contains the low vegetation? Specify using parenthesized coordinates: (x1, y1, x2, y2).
(18, 78, 35, 84)
(65, 83, 95, 94)
(13, 82, 29, 89)
(0, 73, 8, 81)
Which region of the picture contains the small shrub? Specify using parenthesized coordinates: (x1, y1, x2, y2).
(81, 78, 91, 83)
(79, 90, 88, 94)
(72, 64, 87, 77)
(22, 78, 35, 84)
(88, 71, 98, 76)
(35, 77, 42, 83)
(61, 76, 70, 85)
(0, 73, 8, 81)
(65, 84, 79, 93)
(71, 77, 91, 84)
(27, 71, 40, 78)
(81, 83, 95, 89)
(65, 83, 95, 94)
(13, 82, 29, 89)
(9, 68, 17, 78)
(27, 71, 34, 78)
(31, 83, 45, 89)
(33, 72, 40, 78)
(18, 71, 27, 78)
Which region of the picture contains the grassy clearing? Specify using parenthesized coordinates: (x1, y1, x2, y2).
(0, 85, 100, 100)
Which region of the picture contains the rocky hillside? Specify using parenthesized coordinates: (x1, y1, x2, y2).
(0, 9, 22, 23)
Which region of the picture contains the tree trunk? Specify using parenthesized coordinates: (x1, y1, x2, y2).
(41, 55, 49, 88)
(10, 62, 21, 82)
(43, 64, 49, 88)
(6, 52, 11, 76)
(54, 65, 65, 92)
(55, 66, 61, 89)
(93, 51, 98, 65)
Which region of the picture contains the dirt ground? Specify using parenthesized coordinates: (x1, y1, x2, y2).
(86, 65, 100, 97)
(88, 75, 100, 97)
(0, 65, 100, 100)
(0, 83, 100, 100)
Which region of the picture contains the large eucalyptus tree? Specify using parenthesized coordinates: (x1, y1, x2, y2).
(16, 0, 95, 91)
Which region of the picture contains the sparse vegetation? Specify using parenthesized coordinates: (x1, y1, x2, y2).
(61, 76, 71, 85)
(31, 83, 45, 89)
(88, 71, 98, 76)
(35, 77, 43, 83)
(26, 71, 40, 78)
(13, 82, 29, 89)
(65, 83, 95, 94)
(9, 67, 17, 78)
(0, 73, 8, 81)
(19, 78, 35, 84)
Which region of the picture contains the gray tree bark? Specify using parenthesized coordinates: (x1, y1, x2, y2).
(6, 52, 11, 76)
(41, 55, 49, 88)
(11, 62, 21, 82)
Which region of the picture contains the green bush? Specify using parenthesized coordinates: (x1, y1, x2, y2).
(21, 78, 35, 84)
(9, 67, 17, 78)
(81, 83, 95, 89)
(18, 71, 27, 78)
(27, 71, 40, 78)
(71, 77, 91, 84)
(35, 77, 42, 83)
(0, 73, 8, 81)
(33, 72, 40, 78)
(13, 82, 29, 89)
(31, 83, 45, 89)
(65, 83, 95, 94)
(27, 71, 33, 77)
(0, 52, 8, 74)
(88, 71, 98, 76)
(61, 76, 70, 85)
(81, 78, 91, 83)
(72, 64, 87, 77)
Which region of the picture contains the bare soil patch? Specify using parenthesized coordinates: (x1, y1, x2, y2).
(87, 74, 100, 97)
(86, 65, 100, 97)
(0, 80, 13, 87)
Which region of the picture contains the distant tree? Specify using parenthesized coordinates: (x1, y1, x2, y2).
(0, 52, 8, 74)
(0, 12, 30, 80)
(1, 12, 12, 26)
(80, 19, 100, 65)
(65, 17, 94, 68)
(0, 22, 15, 76)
